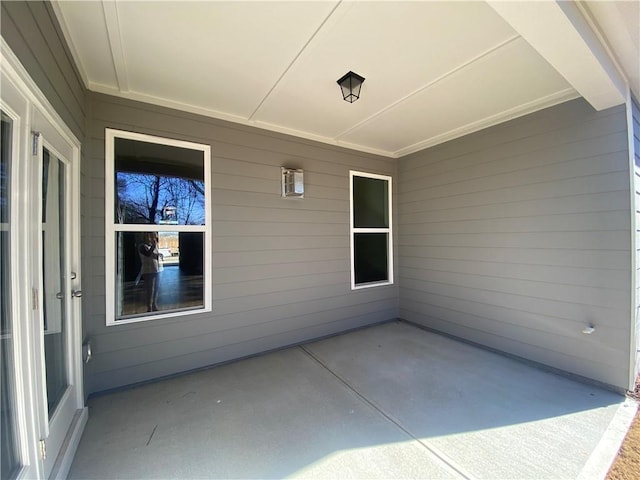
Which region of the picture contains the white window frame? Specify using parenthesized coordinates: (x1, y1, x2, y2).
(2, 37, 87, 479)
(349, 170, 394, 290)
(105, 128, 212, 326)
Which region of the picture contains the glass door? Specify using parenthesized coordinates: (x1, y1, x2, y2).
(33, 130, 83, 479)
(1, 110, 20, 480)
(2, 41, 86, 480)
(41, 148, 69, 417)
(41, 146, 69, 414)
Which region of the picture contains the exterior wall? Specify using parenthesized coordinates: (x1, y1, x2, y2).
(632, 95, 640, 380)
(83, 93, 398, 394)
(0, 1, 85, 141)
(398, 98, 632, 391)
(3, 1, 635, 395)
(1, 0, 90, 394)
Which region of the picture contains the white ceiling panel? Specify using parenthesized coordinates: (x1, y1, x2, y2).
(115, 1, 338, 118)
(340, 37, 575, 155)
(253, 1, 517, 139)
(52, 1, 117, 88)
(52, 1, 634, 158)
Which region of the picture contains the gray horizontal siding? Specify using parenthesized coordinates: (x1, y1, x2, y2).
(6, 2, 635, 397)
(632, 95, 640, 380)
(1, 0, 85, 141)
(90, 307, 398, 392)
(1, 1, 92, 395)
(83, 92, 398, 394)
(398, 98, 632, 390)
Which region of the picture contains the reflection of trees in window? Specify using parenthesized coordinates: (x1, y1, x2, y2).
(116, 173, 204, 225)
(107, 130, 211, 325)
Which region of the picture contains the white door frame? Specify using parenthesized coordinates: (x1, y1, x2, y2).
(1, 38, 86, 479)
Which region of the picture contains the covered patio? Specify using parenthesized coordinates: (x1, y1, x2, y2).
(68, 321, 635, 479)
(2, 2, 639, 478)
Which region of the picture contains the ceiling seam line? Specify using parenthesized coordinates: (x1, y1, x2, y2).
(333, 34, 522, 142)
(102, 0, 129, 93)
(247, 0, 343, 121)
(83, 83, 397, 157)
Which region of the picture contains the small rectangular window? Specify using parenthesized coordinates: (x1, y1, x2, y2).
(350, 171, 393, 289)
(105, 129, 211, 325)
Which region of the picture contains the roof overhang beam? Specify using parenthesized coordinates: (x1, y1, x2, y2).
(487, 0, 627, 111)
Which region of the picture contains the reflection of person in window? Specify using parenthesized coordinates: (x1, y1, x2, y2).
(138, 232, 163, 312)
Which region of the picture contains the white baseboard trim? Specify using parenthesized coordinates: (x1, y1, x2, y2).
(50, 407, 89, 480)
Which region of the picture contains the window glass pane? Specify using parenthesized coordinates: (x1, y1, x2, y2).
(354, 233, 388, 285)
(41, 149, 69, 415)
(115, 231, 204, 319)
(115, 138, 205, 225)
(1, 112, 20, 478)
(353, 176, 388, 228)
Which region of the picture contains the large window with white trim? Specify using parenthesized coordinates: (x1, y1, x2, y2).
(349, 171, 393, 289)
(105, 129, 211, 325)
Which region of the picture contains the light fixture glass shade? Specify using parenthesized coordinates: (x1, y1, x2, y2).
(337, 71, 365, 103)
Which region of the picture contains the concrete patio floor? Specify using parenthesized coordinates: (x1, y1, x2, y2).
(68, 321, 637, 479)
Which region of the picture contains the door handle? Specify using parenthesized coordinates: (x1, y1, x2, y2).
(71, 290, 82, 298)
(56, 292, 64, 300)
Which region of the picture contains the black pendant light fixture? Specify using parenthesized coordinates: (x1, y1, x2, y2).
(337, 71, 365, 103)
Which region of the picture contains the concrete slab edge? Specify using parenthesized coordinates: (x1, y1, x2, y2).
(400, 319, 627, 395)
(87, 318, 400, 399)
(577, 398, 638, 480)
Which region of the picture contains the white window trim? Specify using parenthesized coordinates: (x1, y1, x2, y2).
(2, 37, 87, 479)
(0, 97, 40, 480)
(349, 170, 394, 290)
(105, 128, 212, 326)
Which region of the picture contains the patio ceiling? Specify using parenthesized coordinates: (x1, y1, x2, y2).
(52, 1, 638, 158)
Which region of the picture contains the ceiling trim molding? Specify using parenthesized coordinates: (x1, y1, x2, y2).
(89, 82, 580, 160)
(335, 34, 521, 142)
(87, 83, 396, 158)
(89, 83, 251, 124)
(487, 0, 626, 111)
(393, 87, 579, 158)
(101, 0, 129, 93)
(252, 120, 395, 158)
(49, 1, 89, 88)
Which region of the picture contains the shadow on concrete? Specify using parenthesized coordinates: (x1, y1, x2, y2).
(68, 321, 629, 480)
